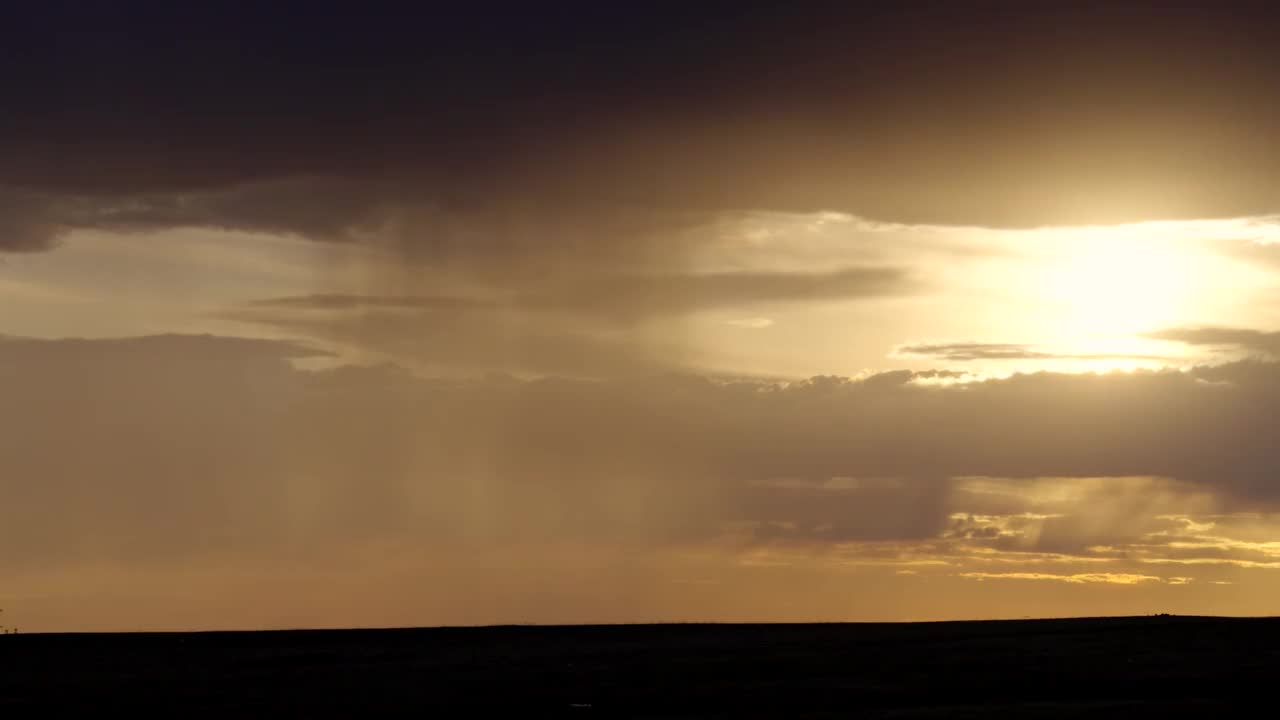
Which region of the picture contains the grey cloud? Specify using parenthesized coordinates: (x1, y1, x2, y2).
(1, 177, 392, 251)
(896, 342, 1055, 361)
(1146, 326, 1280, 358)
(858, 369, 969, 386)
(894, 342, 1168, 362)
(1, 177, 709, 274)
(250, 267, 909, 317)
(84, 177, 394, 242)
(249, 294, 493, 313)
(226, 305, 678, 378)
(0, 332, 324, 363)
(8, 335, 1280, 578)
(232, 267, 911, 377)
(7, 4, 1280, 254)
(0, 189, 74, 252)
(525, 267, 911, 320)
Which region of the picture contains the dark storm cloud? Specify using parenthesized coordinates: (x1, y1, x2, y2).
(1146, 327, 1280, 358)
(6, 334, 1280, 572)
(5, 1, 1280, 251)
(894, 342, 1168, 362)
(81, 177, 397, 242)
(0, 189, 73, 252)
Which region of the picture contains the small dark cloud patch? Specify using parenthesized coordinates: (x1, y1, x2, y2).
(252, 267, 910, 317)
(0, 332, 325, 364)
(894, 342, 1167, 362)
(249, 294, 494, 313)
(1146, 327, 1280, 358)
(0, 189, 74, 252)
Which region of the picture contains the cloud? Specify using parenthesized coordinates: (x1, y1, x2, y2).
(7, 4, 1280, 254)
(0, 332, 323, 359)
(13, 3, 1280, 629)
(727, 318, 774, 329)
(233, 308, 680, 377)
(1146, 327, 1280, 358)
(0, 189, 74, 252)
(9, 334, 1280, 626)
(249, 293, 492, 313)
(79, 177, 398, 242)
(231, 267, 911, 376)
(0, 176, 710, 272)
(250, 268, 908, 317)
(523, 267, 912, 319)
(894, 342, 1168, 362)
(957, 572, 1162, 585)
(7, 335, 1280, 568)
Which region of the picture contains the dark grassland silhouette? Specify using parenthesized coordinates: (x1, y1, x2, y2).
(0, 616, 1276, 717)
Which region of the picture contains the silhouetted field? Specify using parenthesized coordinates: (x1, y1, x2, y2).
(1, 616, 1276, 717)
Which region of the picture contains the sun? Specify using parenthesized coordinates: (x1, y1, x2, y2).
(1039, 225, 1199, 337)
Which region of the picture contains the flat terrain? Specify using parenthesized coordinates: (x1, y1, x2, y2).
(2, 616, 1277, 717)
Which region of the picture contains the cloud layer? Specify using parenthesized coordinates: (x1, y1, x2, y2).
(7, 3, 1280, 254)
(895, 342, 1168, 363)
(1146, 327, 1280, 359)
(5, 334, 1280, 627)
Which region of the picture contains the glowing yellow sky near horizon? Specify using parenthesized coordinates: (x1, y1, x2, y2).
(9, 474, 1280, 631)
(686, 214, 1280, 377)
(1, 214, 1278, 379)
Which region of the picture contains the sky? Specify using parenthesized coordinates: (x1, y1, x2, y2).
(5, 1, 1280, 631)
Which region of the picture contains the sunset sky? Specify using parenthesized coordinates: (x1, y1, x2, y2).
(5, 1, 1280, 631)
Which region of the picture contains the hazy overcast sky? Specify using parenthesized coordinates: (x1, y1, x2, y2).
(5, 1, 1280, 631)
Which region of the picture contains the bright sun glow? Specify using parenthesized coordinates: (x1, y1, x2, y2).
(1041, 229, 1199, 336)
(686, 215, 1280, 377)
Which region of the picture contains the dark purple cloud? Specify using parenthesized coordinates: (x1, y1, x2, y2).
(5, 2, 1280, 251)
